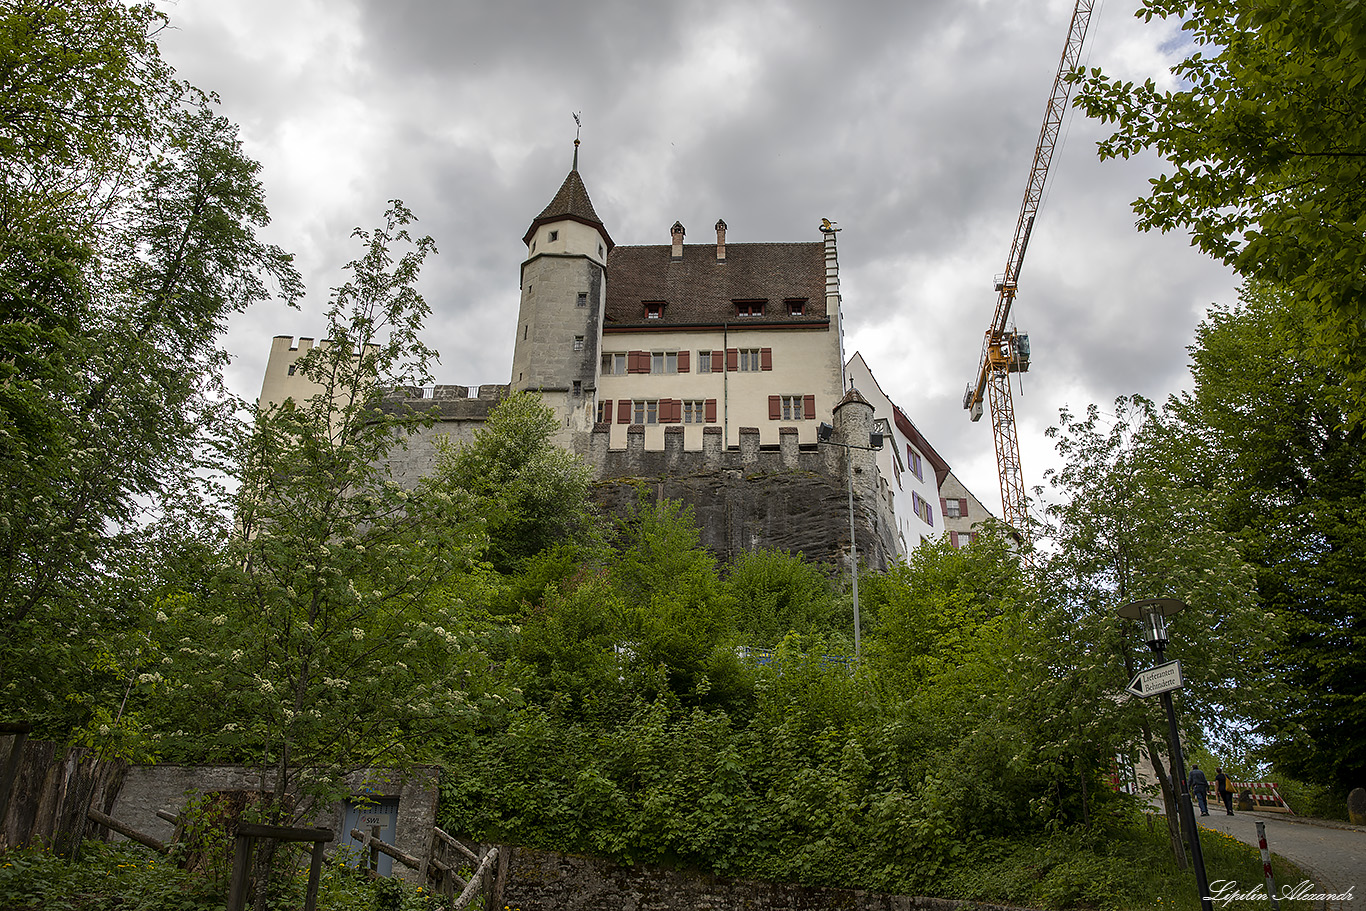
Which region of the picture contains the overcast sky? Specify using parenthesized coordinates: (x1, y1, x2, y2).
(150, 0, 1235, 520)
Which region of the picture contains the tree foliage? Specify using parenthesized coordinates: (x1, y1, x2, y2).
(0, 0, 300, 739)
(1166, 283, 1366, 791)
(153, 204, 483, 820)
(1075, 0, 1366, 421)
(1036, 395, 1271, 861)
(432, 390, 594, 572)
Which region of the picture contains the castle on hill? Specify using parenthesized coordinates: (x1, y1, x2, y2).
(259, 154, 991, 568)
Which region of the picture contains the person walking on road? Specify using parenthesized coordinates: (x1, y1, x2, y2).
(1214, 768, 1233, 815)
(1189, 764, 1210, 815)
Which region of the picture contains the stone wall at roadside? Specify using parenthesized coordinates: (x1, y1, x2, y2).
(487, 842, 1029, 911)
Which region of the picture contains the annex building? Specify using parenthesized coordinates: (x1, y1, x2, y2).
(260, 156, 992, 567)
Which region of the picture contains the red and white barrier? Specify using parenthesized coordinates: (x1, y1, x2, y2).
(1230, 781, 1295, 815)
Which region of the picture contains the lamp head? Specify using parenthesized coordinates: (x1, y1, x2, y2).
(1117, 598, 1186, 650)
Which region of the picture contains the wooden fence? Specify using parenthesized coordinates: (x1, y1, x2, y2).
(349, 824, 499, 909)
(0, 727, 127, 855)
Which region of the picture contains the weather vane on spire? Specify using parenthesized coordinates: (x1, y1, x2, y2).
(572, 111, 582, 169)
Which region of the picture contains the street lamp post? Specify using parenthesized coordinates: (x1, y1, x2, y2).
(817, 421, 883, 657)
(1117, 598, 1212, 911)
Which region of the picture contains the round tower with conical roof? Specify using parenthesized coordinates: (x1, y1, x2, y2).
(512, 148, 614, 452)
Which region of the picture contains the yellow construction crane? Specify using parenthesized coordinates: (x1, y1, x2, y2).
(964, 0, 1096, 540)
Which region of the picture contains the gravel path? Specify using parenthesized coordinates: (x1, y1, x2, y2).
(1194, 810, 1363, 909)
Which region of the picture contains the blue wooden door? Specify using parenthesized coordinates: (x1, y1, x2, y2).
(342, 797, 400, 876)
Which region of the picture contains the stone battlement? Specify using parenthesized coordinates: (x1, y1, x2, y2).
(385, 383, 509, 402)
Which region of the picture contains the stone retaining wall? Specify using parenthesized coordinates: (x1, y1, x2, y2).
(488, 843, 1029, 911)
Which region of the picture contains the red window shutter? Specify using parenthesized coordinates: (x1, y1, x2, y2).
(950, 531, 959, 547)
(705, 399, 717, 422)
(627, 351, 639, 373)
(760, 348, 773, 371)
(600, 400, 611, 423)
(711, 350, 724, 372)
(617, 400, 631, 423)
(960, 498, 968, 517)
(673, 399, 683, 422)
(658, 399, 671, 423)
(802, 394, 815, 419)
(677, 350, 690, 373)
(940, 498, 948, 515)
(769, 395, 781, 420)
(726, 348, 739, 371)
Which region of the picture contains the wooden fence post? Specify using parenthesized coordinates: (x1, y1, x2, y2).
(0, 723, 30, 828)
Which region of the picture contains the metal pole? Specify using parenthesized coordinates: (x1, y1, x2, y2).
(846, 447, 861, 658)
(1256, 821, 1279, 909)
(1155, 645, 1212, 911)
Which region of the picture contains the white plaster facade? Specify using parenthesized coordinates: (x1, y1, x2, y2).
(845, 351, 953, 557)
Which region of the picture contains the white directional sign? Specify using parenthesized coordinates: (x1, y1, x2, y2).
(1126, 659, 1184, 698)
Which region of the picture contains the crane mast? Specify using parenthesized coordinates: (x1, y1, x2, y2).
(964, 0, 1095, 539)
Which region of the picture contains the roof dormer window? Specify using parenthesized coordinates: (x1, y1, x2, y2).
(644, 301, 665, 320)
(786, 299, 807, 316)
(735, 300, 765, 317)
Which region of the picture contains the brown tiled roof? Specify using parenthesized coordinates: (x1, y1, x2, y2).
(523, 169, 614, 249)
(604, 242, 827, 328)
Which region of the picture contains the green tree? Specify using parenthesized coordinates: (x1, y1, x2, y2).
(1074, 0, 1366, 421)
(0, 1, 301, 739)
(154, 204, 485, 843)
(1167, 283, 1366, 792)
(725, 548, 842, 647)
(1037, 396, 1269, 863)
(432, 390, 595, 572)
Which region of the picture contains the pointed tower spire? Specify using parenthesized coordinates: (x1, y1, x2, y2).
(522, 140, 614, 251)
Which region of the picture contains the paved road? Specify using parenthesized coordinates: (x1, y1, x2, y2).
(1194, 810, 1363, 909)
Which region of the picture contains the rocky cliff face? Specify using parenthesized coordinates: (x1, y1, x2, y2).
(592, 463, 895, 571)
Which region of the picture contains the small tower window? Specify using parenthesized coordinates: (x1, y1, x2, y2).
(598, 244, 605, 257)
(573, 380, 582, 395)
(577, 292, 588, 308)
(548, 230, 559, 242)
(573, 336, 584, 351)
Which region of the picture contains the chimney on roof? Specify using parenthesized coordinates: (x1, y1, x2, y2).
(671, 221, 685, 261)
(715, 219, 726, 263)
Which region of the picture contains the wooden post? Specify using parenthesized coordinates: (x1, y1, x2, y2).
(369, 823, 380, 872)
(226, 832, 255, 911)
(304, 839, 326, 911)
(86, 808, 167, 854)
(0, 722, 31, 827)
(452, 847, 498, 911)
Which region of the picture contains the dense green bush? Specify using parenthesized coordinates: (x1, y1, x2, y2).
(0, 842, 435, 911)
